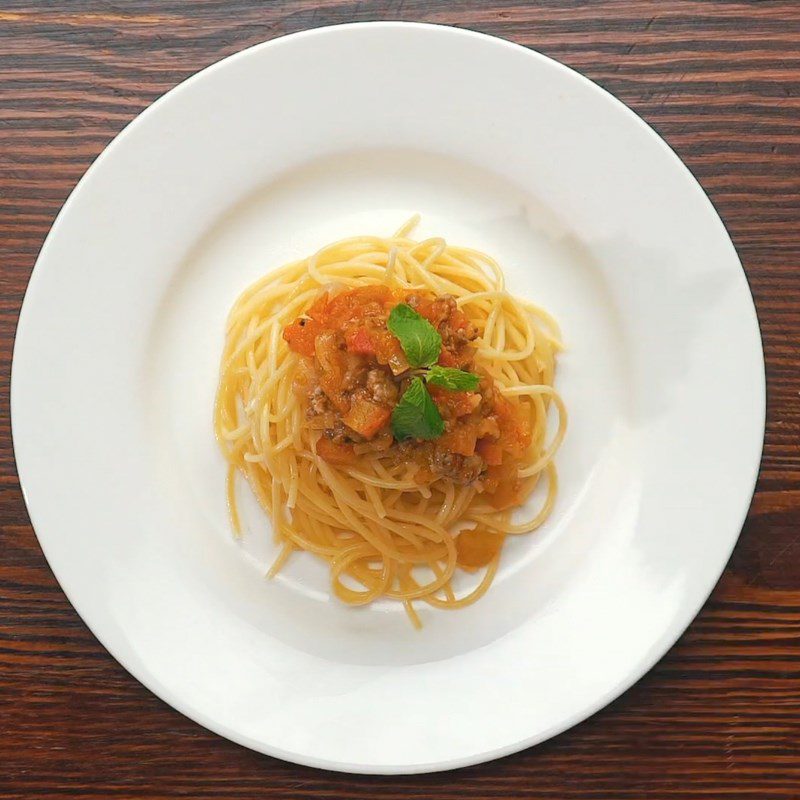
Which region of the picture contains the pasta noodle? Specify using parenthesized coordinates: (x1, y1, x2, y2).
(214, 217, 566, 626)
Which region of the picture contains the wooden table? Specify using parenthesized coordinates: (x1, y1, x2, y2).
(2, 2, 799, 797)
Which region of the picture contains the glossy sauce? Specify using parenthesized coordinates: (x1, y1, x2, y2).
(284, 285, 531, 504)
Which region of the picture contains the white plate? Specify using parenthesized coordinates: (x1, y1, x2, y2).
(11, 23, 764, 773)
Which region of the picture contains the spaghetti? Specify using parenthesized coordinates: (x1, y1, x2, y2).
(214, 217, 566, 626)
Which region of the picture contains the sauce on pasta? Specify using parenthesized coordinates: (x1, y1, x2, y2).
(214, 218, 566, 626)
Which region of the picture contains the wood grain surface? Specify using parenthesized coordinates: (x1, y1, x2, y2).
(2, 1, 799, 797)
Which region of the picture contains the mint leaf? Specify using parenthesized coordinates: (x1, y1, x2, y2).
(386, 303, 441, 368)
(426, 365, 480, 391)
(391, 377, 445, 440)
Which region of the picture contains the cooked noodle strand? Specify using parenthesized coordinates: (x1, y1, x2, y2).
(214, 220, 566, 626)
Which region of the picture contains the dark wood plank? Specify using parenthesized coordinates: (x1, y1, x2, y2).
(1, 1, 799, 798)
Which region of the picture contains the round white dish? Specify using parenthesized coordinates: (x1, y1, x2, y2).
(11, 22, 764, 773)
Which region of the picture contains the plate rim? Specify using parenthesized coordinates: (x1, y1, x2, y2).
(10, 20, 766, 774)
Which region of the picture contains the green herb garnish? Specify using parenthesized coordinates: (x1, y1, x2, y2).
(390, 377, 445, 440)
(386, 303, 442, 368)
(426, 365, 480, 391)
(386, 303, 481, 441)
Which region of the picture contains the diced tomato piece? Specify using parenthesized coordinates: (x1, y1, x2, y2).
(316, 438, 356, 465)
(437, 345, 473, 370)
(412, 297, 437, 324)
(283, 318, 322, 358)
(437, 348, 458, 367)
(342, 397, 391, 439)
(456, 527, 504, 570)
(449, 308, 469, 330)
(373, 330, 409, 374)
(453, 392, 480, 417)
(493, 393, 532, 457)
(439, 423, 478, 457)
(476, 438, 503, 465)
(429, 386, 479, 418)
(314, 331, 349, 412)
(477, 416, 501, 439)
(485, 461, 521, 510)
(307, 291, 330, 320)
(345, 326, 376, 355)
(324, 285, 393, 326)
